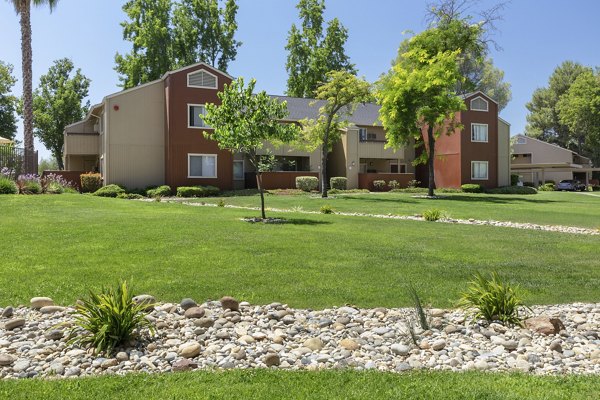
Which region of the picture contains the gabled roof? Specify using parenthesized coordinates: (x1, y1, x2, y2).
(270, 95, 382, 126)
(513, 134, 591, 163)
(461, 91, 498, 104)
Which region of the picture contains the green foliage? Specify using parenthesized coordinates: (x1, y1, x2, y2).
(422, 208, 444, 221)
(319, 204, 333, 214)
(146, 185, 172, 198)
(522, 182, 535, 188)
(172, 0, 241, 71)
(387, 180, 400, 190)
(80, 173, 102, 193)
(66, 281, 155, 354)
(32, 58, 90, 169)
(329, 177, 347, 190)
(117, 193, 144, 200)
(372, 180, 386, 191)
(510, 174, 520, 186)
(487, 186, 538, 195)
(0, 176, 17, 194)
(93, 184, 126, 198)
(407, 179, 420, 188)
(327, 188, 369, 194)
(0, 60, 18, 141)
(457, 271, 529, 326)
(538, 183, 556, 192)
(285, 0, 356, 98)
(176, 185, 220, 198)
(461, 183, 483, 193)
(217, 199, 225, 207)
(38, 157, 59, 175)
(407, 285, 429, 330)
(295, 176, 318, 192)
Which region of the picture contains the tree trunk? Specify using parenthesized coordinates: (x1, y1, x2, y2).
(256, 172, 266, 219)
(321, 142, 328, 198)
(20, 1, 35, 174)
(427, 125, 436, 198)
(54, 151, 64, 171)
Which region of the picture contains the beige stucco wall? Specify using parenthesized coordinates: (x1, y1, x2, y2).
(497, 119, 510, 187)
(511, 135, 574, 183)
(104, 81, 165, 189)
(64, 134, 99, 156)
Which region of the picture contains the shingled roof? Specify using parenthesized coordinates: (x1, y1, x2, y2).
(270, 95, 382, 126)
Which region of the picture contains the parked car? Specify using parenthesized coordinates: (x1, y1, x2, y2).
(556, 180, 586, 191)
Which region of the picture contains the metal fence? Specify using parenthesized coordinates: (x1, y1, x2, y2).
(0, 145, 38, 176)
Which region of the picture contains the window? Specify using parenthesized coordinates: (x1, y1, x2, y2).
(470, 96, 488, 111)
(359, 128, 367, 141)
(471, 161, 488, 180)
(233, 160, 244, 180)
(187, 69, 218, 89)
(188, 154, 217, 178)
(471, 123, 488, 142)
(516, 136, 527, 144)
(188, 104, 210, 128)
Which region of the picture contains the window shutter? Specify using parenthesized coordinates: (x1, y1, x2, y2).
(188, 70, 217, 88)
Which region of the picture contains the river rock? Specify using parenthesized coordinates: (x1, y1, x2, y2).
(525, 316, 565, 335)
(220, 296, 240, 311)
(30, 297, 54, 309)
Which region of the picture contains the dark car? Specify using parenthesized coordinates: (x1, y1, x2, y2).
(556, 179, 586, 191)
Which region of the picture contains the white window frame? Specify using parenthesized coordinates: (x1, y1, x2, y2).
(188, 104, 210, 129)
(471, 123, 489, 143)
(470, 96, 489, 112)
(188, 153, 218, 179)
(187, 69, 218, 89)
(233, 160, 244, 180)
(471, 161, 489, 180)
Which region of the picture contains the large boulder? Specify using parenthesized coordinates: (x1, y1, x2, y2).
(525, 316, 565, 335)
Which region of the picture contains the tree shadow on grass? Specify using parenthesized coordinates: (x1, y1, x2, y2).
(284, 218, 332, 226)
(437, 195, 559, 204)
(333, 195, 420, 204)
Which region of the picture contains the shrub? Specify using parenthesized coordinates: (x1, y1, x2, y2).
(93, 184, 125, 198)
(422, 208, 444, 221)
(328, 188, 370, 194)
(407, 179, 420, 188)
(461, 183, 483, 193)
(296, 176, 318, 192)
(217, 199, 226, 207)
(390, 187, 428, 194)
(41, 174, 76, 194)
(330, 177, 347, 190)
(320, 204, 334, 214)
(117, 193, 144, 200)
(177, 186, 206, 198)
(372, 180, 386, 191)
(80, 173, 102, 193)
(487, 186, 537, 195)
(204, 185, 220, 196)
(523, 181, 535, 187)
(388, 180, 400, 190)
(66, 281, 155, 354)
(16, 174, 41, 194)
(0, 177, 17, 194)
(592, 185, 600, 192)
(457, 271, 529, 326)
(538, 182, 555, 191)
(146, 185, 172, 198)
(437, 187, 462, 193)
(510, 174, 519, 186)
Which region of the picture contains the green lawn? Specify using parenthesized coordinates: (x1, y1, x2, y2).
(199, 191, 600, 229)
(0, 194, 598, 308)
(0, 370, 597, 400)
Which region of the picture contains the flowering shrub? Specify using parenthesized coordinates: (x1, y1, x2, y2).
(1, 167, 15, 180)
(16, 174, 41, 194)
(41, 174, 77, 194)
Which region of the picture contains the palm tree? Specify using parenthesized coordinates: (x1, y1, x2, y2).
(8, 0, 59, 173)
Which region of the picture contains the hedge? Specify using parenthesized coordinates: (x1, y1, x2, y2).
(146, 185, 172, 198)
(296, 176, 318, 192)
(176, 185, 220, 198)
(330, 177, 347, 190)
(80, 173, 102, 193)
(93, 184, 126, 198)
(487, 186, 538, 195)
(461, 183, 483, 193)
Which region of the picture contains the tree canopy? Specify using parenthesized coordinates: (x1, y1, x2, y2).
(32, 58, 90, 170)
(297, 70, 371, 197)
(0, 61, 18, 141)
(202, 78, 300, 218)
(285, 0, 355, 98)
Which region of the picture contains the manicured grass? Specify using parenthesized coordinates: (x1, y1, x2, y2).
(203, 191, 600, 229)
(0, 370, 598, 399)
(0, 194, 598, 308)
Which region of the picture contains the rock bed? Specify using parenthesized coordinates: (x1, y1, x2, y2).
(1, 297, 600, 380)
(177, 201, 599, 236)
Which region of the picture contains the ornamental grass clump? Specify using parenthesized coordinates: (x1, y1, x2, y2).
(457, 271, 530, 326)
(422, 208, 444, 221)
(66, 281, 155, 355)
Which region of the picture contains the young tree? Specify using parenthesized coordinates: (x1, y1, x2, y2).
(557, 70, 600, 160)
(202, 78, 300, 219)
(285, 0, 355, 98)
(297, 71, 371, 197)
(0, 61, 18, 141)
(115, 0, 173, 89)
(172, 0, 241, 71)
(8, 0, 60, 172)
(377, 20, 482, 197)
(32, 58, 90, 170)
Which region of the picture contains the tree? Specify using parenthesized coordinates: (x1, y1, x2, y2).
(425, 0, 512, 110)
(0, 61, 18, 141)
(202, 78, 300, 219)
(115, 0, 173, 89)
(285, 0, 355, 98)
(172, 0, 241, 71)
(556, 70, 600, 160)
(525, 61, 591, 148)
(7, 0, 60, 172)
(297, 71, 371, 197)
(377, 20, 482, 197)
(32, 58, 90, 170)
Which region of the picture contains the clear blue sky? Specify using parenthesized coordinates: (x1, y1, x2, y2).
(1, 0, 599, 160)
